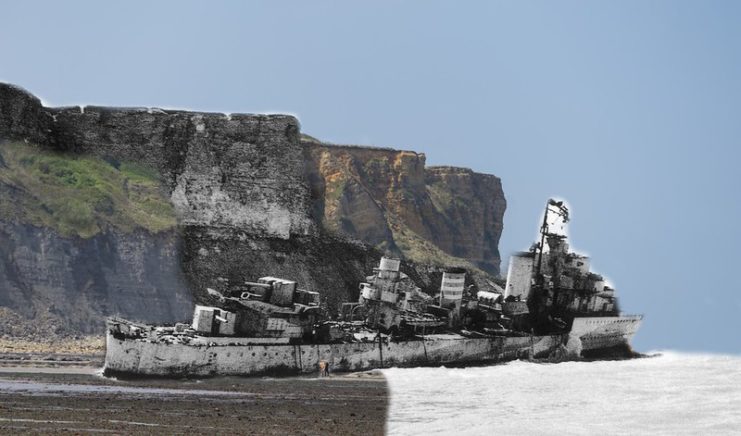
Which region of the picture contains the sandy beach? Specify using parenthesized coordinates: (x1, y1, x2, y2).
(0, 351, 388, 435)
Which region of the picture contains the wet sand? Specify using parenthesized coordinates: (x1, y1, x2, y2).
(0, 366, 388, 435)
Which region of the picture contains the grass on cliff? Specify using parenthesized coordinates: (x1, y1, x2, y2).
(391, 221, 484, 273)
(0, 142, 175, 237)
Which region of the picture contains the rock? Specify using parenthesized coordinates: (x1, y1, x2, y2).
(304, 141, 506, 274)
(48, 106, 313, 239)
(0, 223, 192, 335)
(0, 83, 54, 146)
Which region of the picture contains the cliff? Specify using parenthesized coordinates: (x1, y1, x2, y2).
(304, 141, 505, 274)
(0, 83, 505, 337)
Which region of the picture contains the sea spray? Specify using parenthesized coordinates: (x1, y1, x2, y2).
(383, 352, 741, 435)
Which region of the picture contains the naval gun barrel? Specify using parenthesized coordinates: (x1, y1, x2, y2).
(244, 282, 273, 288)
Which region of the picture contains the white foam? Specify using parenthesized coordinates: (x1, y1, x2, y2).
(383, 352, 741, 435)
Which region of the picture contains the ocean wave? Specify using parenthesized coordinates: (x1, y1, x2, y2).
(382, 352, 741, 435)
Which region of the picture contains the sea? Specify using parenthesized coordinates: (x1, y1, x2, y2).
(382, 352, 741, 435)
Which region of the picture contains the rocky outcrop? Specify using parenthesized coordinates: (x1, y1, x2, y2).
(50, 107, 313, 239)
(0, 83, 54, 147)
(0, 83, 506, 337)
(0, 222, 192, 337)
(1, 84, 313, 239)
(425, 166, 506, 273)
(305, 141, 506, 274)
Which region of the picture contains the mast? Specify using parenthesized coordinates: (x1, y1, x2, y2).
(535, 201, 550, 278)
(535, 199, 569, 278)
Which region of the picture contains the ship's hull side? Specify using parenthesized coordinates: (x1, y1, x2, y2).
(104, 314, 644, 377)
(571, 315, 643, 351)
(104, 331, 566, 377)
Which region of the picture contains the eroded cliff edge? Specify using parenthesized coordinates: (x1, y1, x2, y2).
(0, 83, 505, 337)
(305, 140, 505, 274)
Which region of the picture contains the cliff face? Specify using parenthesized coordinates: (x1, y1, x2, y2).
(1, 83, 313, 239)
(0, 83, 505, 337)
(305, 141, 505, 274)
(0, 223, 192, 337)
(51, 107, 313, 239)
(424, 166, 505, 273)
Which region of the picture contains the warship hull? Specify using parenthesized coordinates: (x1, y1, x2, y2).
(102, 316, 642, 377)
(103, 325, 564, 377)
(571, 315, 643, 351)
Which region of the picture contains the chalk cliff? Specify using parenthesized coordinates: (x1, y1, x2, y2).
(0, 83, 505, 337)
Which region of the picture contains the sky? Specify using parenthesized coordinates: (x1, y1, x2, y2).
(2, 1, 740, 353)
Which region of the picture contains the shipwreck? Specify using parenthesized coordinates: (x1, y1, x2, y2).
(104, 199, 642, 377)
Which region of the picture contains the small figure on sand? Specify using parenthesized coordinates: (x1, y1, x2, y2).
(319, 360, 330, 377)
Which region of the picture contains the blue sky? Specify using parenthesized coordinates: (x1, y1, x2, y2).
(2, 1, 739, 353)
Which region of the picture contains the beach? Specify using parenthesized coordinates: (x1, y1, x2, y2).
(0, 343, 388, 435)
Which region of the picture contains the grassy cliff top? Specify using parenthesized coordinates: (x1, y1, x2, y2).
(0, 142, 175, 238)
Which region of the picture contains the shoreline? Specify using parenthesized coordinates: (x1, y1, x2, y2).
(0, 362, 388, 435)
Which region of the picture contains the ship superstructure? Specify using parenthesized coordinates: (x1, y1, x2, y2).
(506, 199, 643, 354)
(104, 199, 642, 377)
